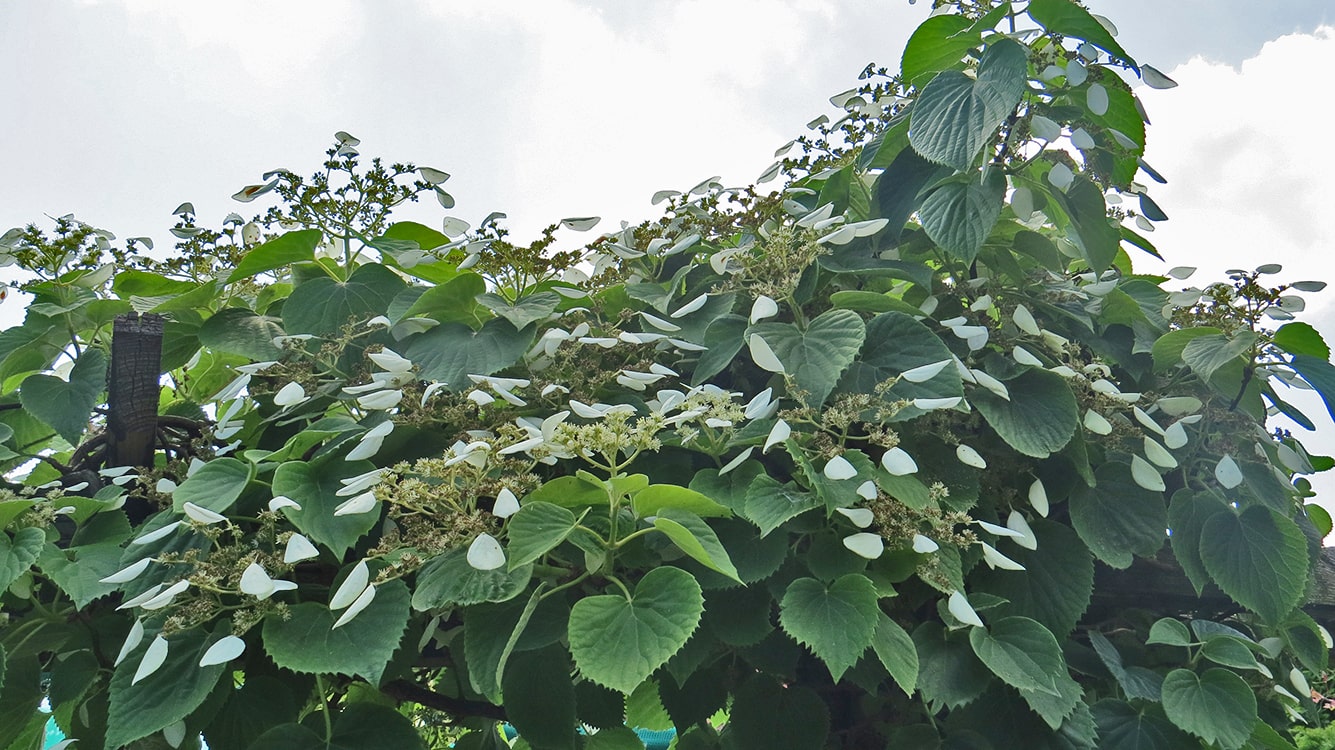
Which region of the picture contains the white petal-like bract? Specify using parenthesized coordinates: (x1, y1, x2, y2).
(1143, 437, 1178, 468)
(182, 502, 227, 525)
(115, 619, 145, 667)
(131, 521, 183, 547)
(981, 542, 1025, 571)
(956, 444, 987, 469)
(750, 295, 779, 324)
(330, 561, 370, 610)
(1007, 511, 1037, 550)
(1216, 455, 1244, 489)
(133, 635, 170, 685)
(823, 455, 857, 481)
(273, 381, 308, 407)
(493, 488, 521, 518)
(284, 533, 321, 564)
(764, 419, 791, 454)
(199, 635, 246, 667)
(333, 584, 378, 629)
(842, 533, 885, 560)
(900, 359, 951, 383)
(101, 557, 152, 584)
(748, 334, 785, 373)
(881, 447, 918, 476)
(948, 591, 984, 628)
(719, 446, 755, 475)
(1131, 455, 1166, 492)
(1029, 479, 1049, 517)
(836, 507, 875, 528)
(1083, 410, 1113, 435)
(467, 534, 506, 571)
(240, 563, 277, 599)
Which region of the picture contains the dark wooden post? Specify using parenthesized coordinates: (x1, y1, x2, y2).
(106, 312, 163, 469)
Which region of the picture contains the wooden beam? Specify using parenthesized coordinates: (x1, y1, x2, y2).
(106, 312, 163, 469)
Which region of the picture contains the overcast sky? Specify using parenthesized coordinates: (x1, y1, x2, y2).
(4, 1, 1335, 517)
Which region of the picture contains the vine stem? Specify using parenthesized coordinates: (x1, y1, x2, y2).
(605, 575, 633, 601)
(315, 675, 334, 740)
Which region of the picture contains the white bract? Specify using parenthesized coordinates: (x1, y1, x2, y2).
(881, 447, 918, 476)
(823, 455, 857, 481)
(101, 557, 152, 584)
(900, 359, 950, 383)
(467, 533, 506, 571)
(333, 584, 378, 629)
(1216, 455, 1244, 489)
(115, 619, 145, 667)
(133, 635, 170, 685)
(1007, 511, 1037, 550)
(330, 562, 371, 610)
(748, 334, 785, 373)
(334, 492, 378, 516)
(240, 563, 297, 600)
(273, 381, 308, 407)
(139, 579, 190, 611)
(836, 507, 874, 528)
(268, 495, 302, 512)
(1131, 455, 1166, 492)
(1029, 479, 1049, 517)
(719, 446, 755, 475)
(131, 521, 183, 547)
(842, 533, 885, 560)
(284, 533, 320, 563)
(764, 420, 791, 454)
(1083, 410, 1113, 435)
(182, 502, 227, 525)
(750, 295, 779, 324)
(981, 542, 1025, 571)
(493, 488, 521, 518)
(199, 635, 246, 667)
(956, 444, 987, 469)
(912, 534, 939, 554)
(948, 591, 984, 628)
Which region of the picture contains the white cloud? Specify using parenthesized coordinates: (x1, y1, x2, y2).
(1134, 27, 1335, 520)
(1135, 27, 1335, 295)
(116, 0, 365, 86)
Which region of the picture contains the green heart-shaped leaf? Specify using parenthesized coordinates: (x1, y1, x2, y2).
(909, 38, 1028, 170)
(568, 566, 704, 694)
(106, 627, 229, 749)
(1160, 668, 1256, 749)
(506, 501, 580, 570)
(413, 548, 534, 611)
(968, 616, 1065, 697)
(749, 310, 865, 407)
(918, 171, 1007, 264)
(839, 312, 961, 421)
(272, 459, 380, 557)
(19, 348, 106, 445)
(226, 229, 321, 283)
(172, 457, 253, 514)
(261, 579, 411, 684)
(197, 307, 285, 360)
(1199, 505, 1308, 623)
(404, 318, 533, 390)
(282, 263, 406, 336)
(969, 368, 1078, 458)
(0, 528, 44, 592)
(652, 509, 741, 583)
(1069, 463, 1166, 569)
(779, 574, 879, 681)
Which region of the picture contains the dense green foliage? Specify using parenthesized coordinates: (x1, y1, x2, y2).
(1, 1, 1334, 748)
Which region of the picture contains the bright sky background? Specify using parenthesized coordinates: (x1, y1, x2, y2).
(4, 0, 1335, 518)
